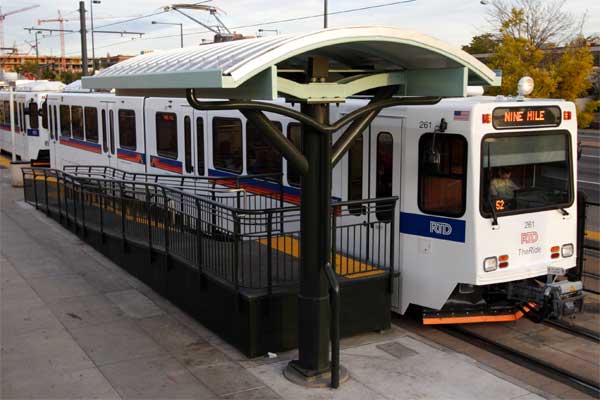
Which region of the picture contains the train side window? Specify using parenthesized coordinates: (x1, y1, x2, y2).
(184, 116, 192, 173)
(212, 117, 242, 173)
(376, 132, 394, 221)
(71, 106, 84, 139)
(41, 101, 48, 130)
(418, 133, 467, 217)
(348, 134, 363, 215)
(84, 107, 99, 143)
(29, 102, 39, 130)
(101, 110, 108, 152)
(155, 112, 178, 159)
(118, 109, 136, 150)
(286, 123, 303, 186)
(109, 110, 115, 154)
(196, 117, 205, 175)
(246, 120, 282, 177)
(2, 101, 8, 124)
(59, 105, 71, 137)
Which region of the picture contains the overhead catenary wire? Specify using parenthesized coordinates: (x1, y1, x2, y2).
(64, 0, 417, 55)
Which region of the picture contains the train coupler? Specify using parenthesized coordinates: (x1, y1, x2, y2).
(507, 280, 584, 320)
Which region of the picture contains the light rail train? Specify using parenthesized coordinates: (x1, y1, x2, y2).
(0, 81, 65, 164)
(37, 89, 584, 323)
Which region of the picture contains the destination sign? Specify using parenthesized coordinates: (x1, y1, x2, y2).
(492, 106, 561, 129)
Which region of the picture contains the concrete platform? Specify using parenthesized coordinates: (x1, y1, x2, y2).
(0, 165, 549, 399)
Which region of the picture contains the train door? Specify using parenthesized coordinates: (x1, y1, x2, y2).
(368, 116, 403, 309)
(180, 108, 207, 176)
(101, 102, 117, 167)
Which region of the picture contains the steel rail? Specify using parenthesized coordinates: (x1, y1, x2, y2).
(438, 326, 600, 398)
(543, 319, 600, 343)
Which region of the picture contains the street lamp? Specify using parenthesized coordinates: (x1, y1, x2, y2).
(151, 21, 184, 48)
(90, 0, 101, 73)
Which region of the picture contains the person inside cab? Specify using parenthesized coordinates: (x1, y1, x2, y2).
(489, 167, 520, 210)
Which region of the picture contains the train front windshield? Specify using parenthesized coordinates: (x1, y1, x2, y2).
(481, 131, 573, 216)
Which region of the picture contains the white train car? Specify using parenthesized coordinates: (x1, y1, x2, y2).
(0, 80, 65, 163)
(337, 97, 578, 321)
(47, 92, 145, 172)
(48, 90, 582, 323)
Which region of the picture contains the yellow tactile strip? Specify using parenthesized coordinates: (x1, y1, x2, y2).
(257, 236, 384, 279)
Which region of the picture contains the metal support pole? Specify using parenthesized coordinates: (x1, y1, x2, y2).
(79, 1, 89, 77)
(286, 102, 331, 378)
(180, 24, 184, 48)
(90, 0, 96, 73)
(324, 0, 328, 28)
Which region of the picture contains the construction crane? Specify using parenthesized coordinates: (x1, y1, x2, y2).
(0, 5, 40, 52)
(164, 3, 250, 43)
(37, 11, 66, 71)
(37, 13, 142, 72)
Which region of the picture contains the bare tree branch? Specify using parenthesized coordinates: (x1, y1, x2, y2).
(485, 0, 579, 47)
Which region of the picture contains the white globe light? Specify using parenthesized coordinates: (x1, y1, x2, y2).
(517, 76, 534, 96)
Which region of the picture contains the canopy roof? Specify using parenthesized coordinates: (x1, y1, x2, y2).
(83, 26, 500, 101)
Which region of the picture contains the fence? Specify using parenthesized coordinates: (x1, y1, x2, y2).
(22, 167, 398, 293)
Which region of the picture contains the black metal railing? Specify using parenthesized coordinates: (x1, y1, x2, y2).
(23, 167, 398, 293)
(579, 195, 599, 294)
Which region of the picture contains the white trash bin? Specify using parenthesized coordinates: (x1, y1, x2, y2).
(10, 161, 30, 188)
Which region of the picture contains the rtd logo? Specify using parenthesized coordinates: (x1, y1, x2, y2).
(430, 221, 452, 236)
(521, 231, 539, 244)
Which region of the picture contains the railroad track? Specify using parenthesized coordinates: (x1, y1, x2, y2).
(543, 319, 600, 343)
(438, 325, 600, 398)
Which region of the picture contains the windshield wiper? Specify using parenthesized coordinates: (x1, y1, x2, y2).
(559, 208, 569, 216)
(487, 198, 499, 226)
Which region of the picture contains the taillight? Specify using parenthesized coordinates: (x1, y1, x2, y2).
(551, 245, 560, 259)
(499, 254, 509, 268)
(563, 111, 572, 120)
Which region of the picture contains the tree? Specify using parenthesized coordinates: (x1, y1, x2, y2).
(462, 33, 498, 55)
(476, 1, 595, 126)
(484, 0, 580, 48)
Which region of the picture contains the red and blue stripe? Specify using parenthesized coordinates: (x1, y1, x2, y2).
(59, 137, 101, 154)
(150, 155, 182, 173)
(117, 148, 145, 164)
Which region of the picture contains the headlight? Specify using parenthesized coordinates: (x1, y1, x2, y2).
(561, 243, 574, 258)
(483, 256, 498, 272)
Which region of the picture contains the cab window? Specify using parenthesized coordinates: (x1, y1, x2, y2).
(418, 133, 467, 217)
(212, 117, 242, 173)
(118, 109, 136, 150)
(156, 112, 178, 159)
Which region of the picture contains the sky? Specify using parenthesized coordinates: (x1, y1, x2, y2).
(1, 0, 599, 58)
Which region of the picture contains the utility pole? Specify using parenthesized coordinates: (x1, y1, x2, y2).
(324, 0, 328, 28)
(34, 31, 40, 63)
(90, 0, 101, 73)
(79, 1, 88, 76)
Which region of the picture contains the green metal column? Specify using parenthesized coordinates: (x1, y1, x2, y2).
(294, 102, 331, 376)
